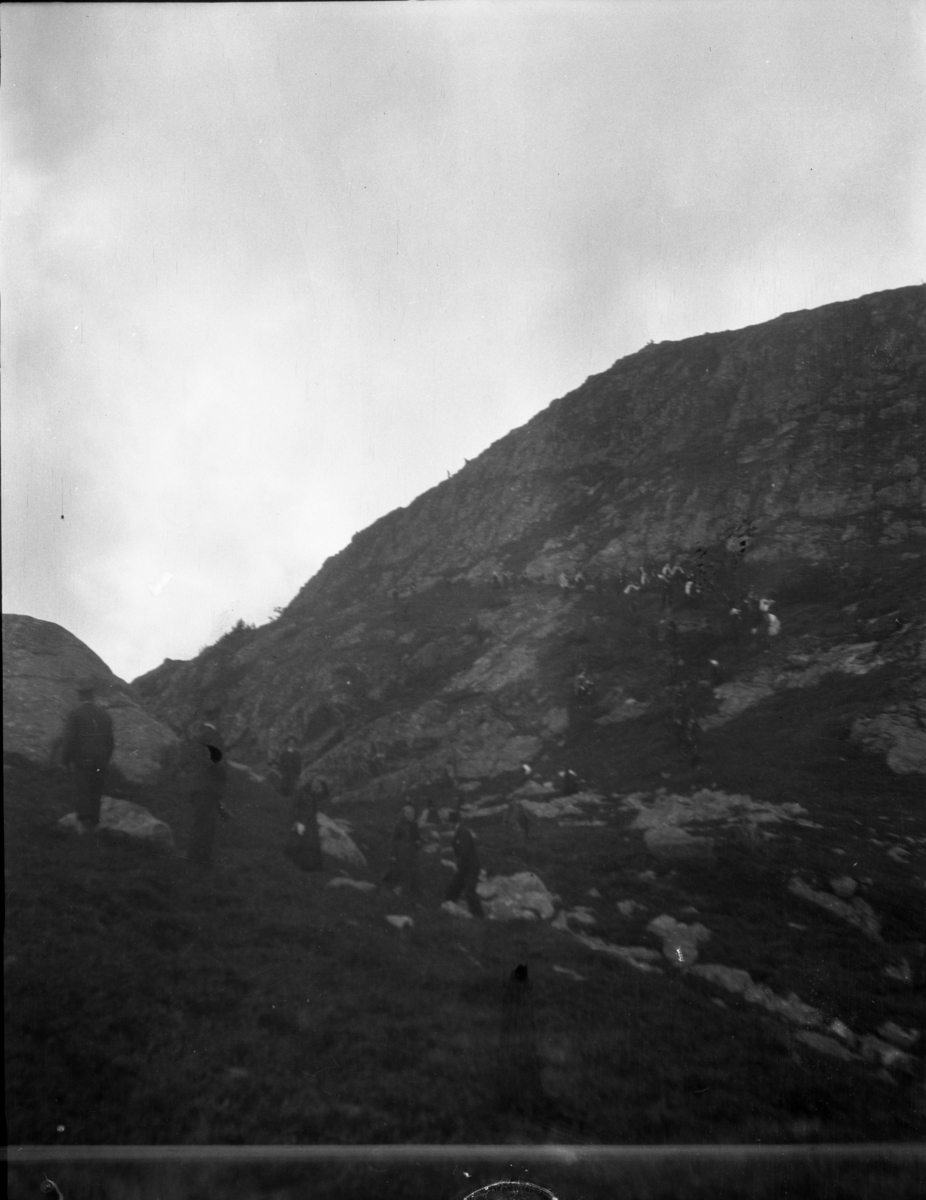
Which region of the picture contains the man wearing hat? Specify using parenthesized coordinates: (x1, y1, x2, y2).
(60, 678, 115, 832)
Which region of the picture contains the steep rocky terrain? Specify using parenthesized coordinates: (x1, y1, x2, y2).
(132, 285, 925, 796)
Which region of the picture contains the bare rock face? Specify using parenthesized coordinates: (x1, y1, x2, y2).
(129, 287, 925, 796)
(3, 615, 179, 783)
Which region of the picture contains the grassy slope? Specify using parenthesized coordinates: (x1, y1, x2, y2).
(5, 560, 925, 1158)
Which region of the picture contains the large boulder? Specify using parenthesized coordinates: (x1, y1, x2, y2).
(57, 796, 175, 851)
(3, 614, 179, 783)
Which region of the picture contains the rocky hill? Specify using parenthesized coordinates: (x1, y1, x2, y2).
(3, 613, 179, 783)
(5, 286, 925, 1154)
(131, 285, 925, 798)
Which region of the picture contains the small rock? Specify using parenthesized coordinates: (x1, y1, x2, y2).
(440, 900, 473, 920)
(859, 1035, 917, 1074)
(644, 826, 716, 866)
(326, 877, 375, 892)
(877, 1021, 920, 1051)
(829, 876, 858, 899)
(552, 965, 586, 981)
(58, 796, 174, 851)
(795, 1032, 856, 1062)
(586, 888, 601, 899)
(617, 900, 642, 917)
(883, 958, 913, 984)
(788, 875, 881, 940)
(827, 1019, 856, 1046)
(385, 914, 414, 930)
(647, 914, 711, 968)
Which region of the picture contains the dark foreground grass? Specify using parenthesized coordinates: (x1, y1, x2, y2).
(4, 740, 924, 1150)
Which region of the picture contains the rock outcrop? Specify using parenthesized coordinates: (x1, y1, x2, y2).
(57, 796, 175, 851)
(3, 614, 179, 783)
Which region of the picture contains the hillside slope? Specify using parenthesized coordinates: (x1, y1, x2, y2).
(5, 286, 924, 1153)
(131, 285, 925, 799)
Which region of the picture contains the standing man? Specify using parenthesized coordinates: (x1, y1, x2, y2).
(187, 720, 229, 867)
(276, 736, 302, 798)
(59, 678, 115, 833)
(446, 810, 484, 917)
(384, 803, 422, 900)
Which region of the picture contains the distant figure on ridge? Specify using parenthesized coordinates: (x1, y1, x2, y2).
(187, 719, 230, 867)
(446, 810, 484, 917)
(59, 677, 115, 833)
(384, 803, 422, 900)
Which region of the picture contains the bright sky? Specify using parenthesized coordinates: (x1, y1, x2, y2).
(3, 2, 925, 682)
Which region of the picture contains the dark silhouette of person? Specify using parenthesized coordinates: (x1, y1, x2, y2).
(384, 803, 422, 899)
(446, 810, 484, 917)
(59, 678, 114, 832)
(187, 721, 229, 867)
(496, 964, 544, 1115)
(286, 776, 325, 872)
(276, 736, 302, 797)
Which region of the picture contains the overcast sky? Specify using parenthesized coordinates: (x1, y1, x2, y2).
(3, 2, 924, 682)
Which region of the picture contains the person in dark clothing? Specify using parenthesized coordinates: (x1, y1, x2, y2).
(384, 803, 422, 898)
(496, 964, 544, 1115)
(446, 811, 484, 917)
(285, 776, 325, 871)
(187, 721, 229, 867)
(59, 679, 115, 832)
(275, 736, 302, 797)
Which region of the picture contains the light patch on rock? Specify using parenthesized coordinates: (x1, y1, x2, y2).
(877, 1021, 920, 1051)
(689, 963, 824, 1027)
(788, 876, 881, 940)
(647, 914, 712, 967)
(624, 789, 808, 851)
(617, 899, 644, 916)
(644, 826, 716, 865)
(327, 877, 375, 892)
(520, 791, 605, 819)
(851, 704, 926, 775)
(552, 965, 586, 981)
(477, 871, 557, 921)
(570, 932, 664, 973)
(58, 796, 174, 852)
(858, 1035, 917, 1074)
(544, 707, 570, 734)
(317, 814, 367, 867)
(704, 642, 886, 729)
(794, 1031, 856, 1062)
(441, 900, 473, 920)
